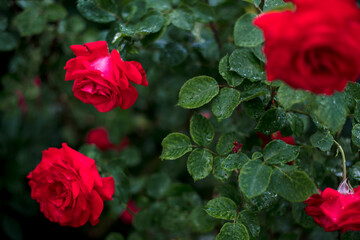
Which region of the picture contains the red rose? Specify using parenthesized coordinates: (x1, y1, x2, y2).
(271, 131, 295, 145)
(254, 0, 360, 95)
(304, 183, 360, 232)
(64, 41, 148, 112)
(86, 127, 129, 151)
(27, 143, 115, 227)
(119, 199, 139, 224)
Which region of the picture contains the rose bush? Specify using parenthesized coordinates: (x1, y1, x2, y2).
(64, 41, 148, 112)
(27, 143, 115, 227)
(254, 0, 360, 95)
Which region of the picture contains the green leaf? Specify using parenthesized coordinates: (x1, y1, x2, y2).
(170, 6, 194, 31)
(263, 140, 300, 165)
(239, 160, 272, 198)
(216, 132, 238, 155)
(350, 162, 360, 181)
(119, 147, 141, 167)
(187, 149, 213, 181)
(292, 203, 316, 228)
(237, 210, 260, 239)
(243, 98, 264, 119)
(0, 15, 7, 31)
(178, 76, 219, 109)
(190, 206, 216, 233)
(160, 133, 192, 160)
(204, 197, 238, 220)
(0, 32, 17, 51)
(310, 130, 334, 152)
(255, 108, 288, 135)
(229, 48, 266, 81)
(221, 153, 249, 171)
(14, 7, 46, 36)
(310, 93, 347, 133)
(219, 54, 244, 87)
(216, 222, 249, 240)
(286, 112, 305, 137)
(251, 45, 265, 62)
(355, 100, 360, 123)
(252, 152, 263, 160)
(190, 113, 214, 146)
(191, 2, 215, 23)
(146, 173, 171, 198)
(160, 42, 188, 66)
(136, 11, 164, 34)
(234, 13, 263, 48)
(212, 87, 241, 121)
(271, 167, 318, 202)
(44, 3, 67, 21)
(242, 0, 262, 7)
(146, 0, 172, 11)
(213, 156, 231, 182)
(249, 190, 278, 211)
(105, 232, 125, 240)
(161, 208, 188, 232)
(352, 124, 360, 148)
(133, 209, 152, 231)
(277, 83, 310, 110)
(239, 84, 269, 103)
(263, 0, 287, 11)
(77, 0, 117, 23)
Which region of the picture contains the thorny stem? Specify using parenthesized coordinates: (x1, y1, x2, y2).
(333, 140, 347, 181)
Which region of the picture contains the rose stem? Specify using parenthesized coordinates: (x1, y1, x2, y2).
(333, 140, 346, 181)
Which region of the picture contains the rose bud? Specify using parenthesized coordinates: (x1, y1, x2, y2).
(254, 0, 360, 95)
(64, 41, 148, 112)
(304, 180, 360, 233)
(119, 199, 139, 225)
(28, 143, 115, 227)
(232, 141, 243, 153)
(86, 127, 129, 151)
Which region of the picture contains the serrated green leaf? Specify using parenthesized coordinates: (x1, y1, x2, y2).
(239, 84, 268, 103)
(310, 93, 347, 133)
(243, 98, 264, 119)
(234, 13, 263, 47)
(255, 108, 288, 135)
(187, 149, 213, 181)
(237, 210, 260, 239)
(355, 100, 360, 123)
(14, 7, 46, 36)
(252, 152, 263, 160)
(77, 0, 117, 23)
(251, 45, 265, 62)
(212, 88, 241, 121)
(160, 133, 192, 160)
(216, 222, 249, 240)
(239, 160, 272, 198)
(190, 113, 214, 146)
(263, 140, 299, 164)
(229, 48, 266, 81)
(178, 76, 219, 109)
(219, 54, 244, 87)
(136, 11, 164, 34)
(213, 156, 231, 182)
(204, 197, 237, 220)
(249, 190, 278, 211)
(190, 206, 216, 233)
(146, 0, 172, 11)
(216, 132, 238, 155)
(277, 83, 311, 110)
(286, 112, 305, 137)
(271, 167, 318, 202)
(222, 153, 249, 171)
(170, 6, 194, 31)
(310, 130, 334, 152)
(352, 124, 360, 148)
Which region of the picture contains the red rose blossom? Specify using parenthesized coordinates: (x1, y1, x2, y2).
(304, 182, 360, 233)
(64, 41, 148, 112)
(28, 143, 115, 227)
(86, 127, 129, 151)
(119, 199, 139, 224)
(254, 0, 360, 95)
(271, 131, 295, 145)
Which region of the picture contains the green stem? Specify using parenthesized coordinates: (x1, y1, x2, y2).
(333, 140, 347, 181)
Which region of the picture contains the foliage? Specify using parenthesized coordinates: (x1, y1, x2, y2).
(1, 0, 360, 239)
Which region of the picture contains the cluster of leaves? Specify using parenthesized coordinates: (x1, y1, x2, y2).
(1, 0, 360, 240)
